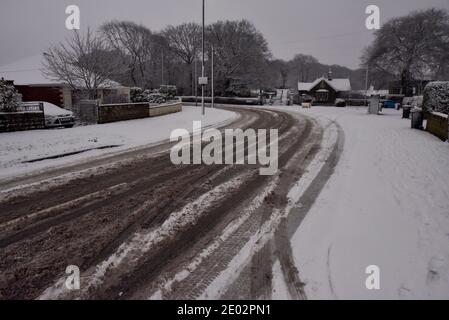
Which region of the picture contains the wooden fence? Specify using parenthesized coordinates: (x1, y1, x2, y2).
(426, 112, 448, 141)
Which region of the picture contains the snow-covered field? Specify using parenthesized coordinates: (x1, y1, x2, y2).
(291, 106, 449, 299)
(0, 106, 237, 180)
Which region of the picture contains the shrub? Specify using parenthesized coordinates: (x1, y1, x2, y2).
(423, 81, 449, 115)
(131, 86, 178, 104)
(130, 87, 144, 103)
(148, 93, 166, 104)
(0, 78, 21, 112)
(159, 85, 177, 100)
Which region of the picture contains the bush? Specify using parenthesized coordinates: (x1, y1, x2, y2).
(423, 82, 449, 115)
(159, 85, 177, 100)
(0, 78, 21, 112)
(130, 87, 145, 103)
(148, 93, 166, 104)
(131, 86, 178, 104)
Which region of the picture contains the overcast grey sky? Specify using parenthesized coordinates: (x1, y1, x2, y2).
(1, 0, 448, 69)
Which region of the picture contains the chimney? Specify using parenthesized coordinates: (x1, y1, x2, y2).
(328, 67, 333, 81)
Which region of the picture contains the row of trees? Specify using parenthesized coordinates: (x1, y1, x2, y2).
(43, 8, 449, 99)
(43, 19, 367, 99)
(44, 19, 272, 98)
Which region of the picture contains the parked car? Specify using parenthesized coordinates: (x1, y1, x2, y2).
(32, 102, 75, 128)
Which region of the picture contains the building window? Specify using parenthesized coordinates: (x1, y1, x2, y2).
(316, 90, 329, 102)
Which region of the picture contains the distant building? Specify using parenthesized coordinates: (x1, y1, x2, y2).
(298, 69, 351, 104)
(0, 55, 130, 110)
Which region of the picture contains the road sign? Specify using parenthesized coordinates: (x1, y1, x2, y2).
(199, 77, 208, 86)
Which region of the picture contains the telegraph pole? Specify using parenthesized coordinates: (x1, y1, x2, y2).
(201, 0, 206, 115)
(161, 50, 164, 86)
(364, 64, 369, 107)
(195, 58, 198, 107)
(211, 46, 214, 109)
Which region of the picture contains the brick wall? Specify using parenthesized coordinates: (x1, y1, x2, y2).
(16, 85, 64, 107)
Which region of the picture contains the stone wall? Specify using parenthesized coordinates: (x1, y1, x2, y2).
(98, 102, 149, 124)
(0, 112, 45, 132)
(76, 100, 99, 125)
(149, 101, 182, 117)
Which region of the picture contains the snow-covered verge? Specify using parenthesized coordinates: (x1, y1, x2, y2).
(0, 106, 237, 180)
(291, 106, 449, 299)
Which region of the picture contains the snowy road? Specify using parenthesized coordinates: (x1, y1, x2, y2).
(0, 106, 340, 300)
(2, 104, 447, 300)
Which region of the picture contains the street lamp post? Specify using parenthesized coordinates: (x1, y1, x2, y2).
(201, 0, 205, 115)
(161, 50, 164, 86)
(211, 46, 214, 109)
(195, 58, 198, 107)
(364, 64, 369, 107)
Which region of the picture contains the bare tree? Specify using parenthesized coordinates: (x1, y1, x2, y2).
(207, 20, 271, 94)
(162, 23, 201, 95)
(43, 28, 121, 99)
(362, 8, 449, 94)
(100, 21, 154, 88)
(289, 54, 319, 83)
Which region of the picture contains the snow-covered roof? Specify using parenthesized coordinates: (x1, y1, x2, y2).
(298, 82, 313, 91)
(0, 54, 123, 88)
(298, 77, 351, 92)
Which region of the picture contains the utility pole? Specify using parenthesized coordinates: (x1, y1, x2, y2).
(201, 0, 205, 115)
(161, 50, 164, 86)
(211, 46, 214, 109)
(364, 64, 369, 107)
(195, 58, 198, 107)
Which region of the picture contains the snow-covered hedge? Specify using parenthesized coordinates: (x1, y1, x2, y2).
(423, 82, 449, 115)
(131, 86, 178, 104)
(0, 79, 21, 112)
(131, 88, 166, 104)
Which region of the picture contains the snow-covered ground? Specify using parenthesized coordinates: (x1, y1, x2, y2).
(291, 106, 449, 299)
(0, 106, 237, 180)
